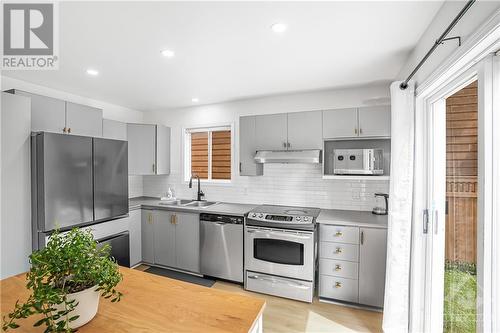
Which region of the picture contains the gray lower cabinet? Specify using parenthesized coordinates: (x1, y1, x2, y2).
(359, 227, 387, 307)
(141, 209, 155, 264)
(173, 212, 200, 272)
(319, 224, 387, 308)
(142, 209, 200, 273)
(128, 209, 142, 267)
(153, 210, 176, 268)
(239, 116, 263, 176)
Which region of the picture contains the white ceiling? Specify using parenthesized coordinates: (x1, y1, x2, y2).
(2, 1, 443, 111)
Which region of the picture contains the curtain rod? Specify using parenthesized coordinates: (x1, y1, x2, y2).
(400, 0, 476, 90)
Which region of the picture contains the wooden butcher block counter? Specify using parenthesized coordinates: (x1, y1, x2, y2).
(1, 267, 265, 333)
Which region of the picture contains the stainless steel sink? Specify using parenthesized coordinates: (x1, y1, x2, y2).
(158, 199, 194, 206)
(184, 201, 218, 208)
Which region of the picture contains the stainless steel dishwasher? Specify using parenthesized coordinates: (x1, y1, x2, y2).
(200, 213, 243, 283)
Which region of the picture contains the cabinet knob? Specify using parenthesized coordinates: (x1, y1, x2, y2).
(335, 247, 342, 254)
(335, 282, 342, 288)
(67, 128, 71, 134)
(335, 265, 341, 271)
(354, 128, 358, 135)
(335, 231, 343, 237)
(63, 127, 67, 133)
(359, 128, 363, 135)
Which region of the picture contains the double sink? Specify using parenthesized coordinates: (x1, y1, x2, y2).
(158, 199, 218, 209)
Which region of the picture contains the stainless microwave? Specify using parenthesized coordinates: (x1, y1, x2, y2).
(333, 149, 384, 175)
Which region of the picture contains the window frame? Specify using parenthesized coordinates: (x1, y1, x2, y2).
(183, 123, 234, 184)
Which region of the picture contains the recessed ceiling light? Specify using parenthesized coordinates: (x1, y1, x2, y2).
(161, 49, 175, 58)
(191, 98, 199, 103)
(271, 22, 287, 33)
(86, 69, 99, 76)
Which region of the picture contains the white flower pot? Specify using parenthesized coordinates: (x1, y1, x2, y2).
(55, 286, 100, 329)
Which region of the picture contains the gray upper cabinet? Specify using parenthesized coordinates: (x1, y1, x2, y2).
(8, 90, 103, 136)
(174, 212, 200, 273)
(65, 102, 103, 137)
(359, 227, 387, 308)
(141, 209, 155, 264)
(322, 108, 358, 139)
(239, 116, 263, 176)
(323, 106, 391, 139)
(127, 123, 170, 175)
(156, 125, 171, 175)
(10, 90, 66, 133)
(153, 210, 176, 268)
(287, 111, 322, 150)
(255, 113, 288, 151)
(102, 119, 127, 140)
(358, 106, 391, 137)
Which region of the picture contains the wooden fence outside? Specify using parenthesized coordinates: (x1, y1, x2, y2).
(445, 81, 477, 264)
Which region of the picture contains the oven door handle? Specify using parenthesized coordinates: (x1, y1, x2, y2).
(246, 229, 312, 240)
(247, 275, 310, 290)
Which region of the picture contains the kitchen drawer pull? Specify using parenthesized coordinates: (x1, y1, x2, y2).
(335, 264, 341, 271)
(335, 282, 342, 288)
(335, 231, 343, 237)
(248, 275, 310, 290)
(335, 247, 342, 254)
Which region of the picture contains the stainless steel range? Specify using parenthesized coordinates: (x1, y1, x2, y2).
(244, 205, 320, 303)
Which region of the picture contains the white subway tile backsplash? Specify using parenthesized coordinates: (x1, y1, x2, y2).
(142, 164, 389, 211)
(128, 176, 143, 198)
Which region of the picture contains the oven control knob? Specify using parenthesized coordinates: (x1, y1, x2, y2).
(304, 217, 309, 222)
(251, 213, 256, 217)
(258, 214, 264, 218)
(295, 216, 301, 221)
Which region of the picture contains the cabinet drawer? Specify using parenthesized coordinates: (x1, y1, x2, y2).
(319, 275, 359, 303)
(319, 259, 358, 279)
(320, 242, 359, 262)
(320, 225, 359, 244)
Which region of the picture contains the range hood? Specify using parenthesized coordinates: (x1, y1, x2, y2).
(254, 150, 322, 164)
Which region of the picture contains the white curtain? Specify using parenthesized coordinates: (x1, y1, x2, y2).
(383, 81, 415, 332)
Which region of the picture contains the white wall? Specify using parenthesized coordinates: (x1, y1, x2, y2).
(143, 82, 391, 211)
(398, 0, 500, 86)
(1, 76, 145, 198)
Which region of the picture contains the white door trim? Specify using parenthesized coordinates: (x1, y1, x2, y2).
(410, 9, 500, 333)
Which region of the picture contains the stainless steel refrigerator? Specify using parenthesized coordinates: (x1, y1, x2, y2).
(31, 132, 128, 250)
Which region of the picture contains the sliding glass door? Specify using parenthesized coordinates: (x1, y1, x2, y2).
(419, 55, 499, 333)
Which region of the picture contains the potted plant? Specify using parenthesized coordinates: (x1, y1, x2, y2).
(2, 228, 123, 332)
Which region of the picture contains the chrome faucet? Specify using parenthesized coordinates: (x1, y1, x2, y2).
(188, 174, 205, 201)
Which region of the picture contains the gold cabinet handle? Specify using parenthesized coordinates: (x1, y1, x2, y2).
(335, 231, 343, 237)
(152, 164, 156, 173)
(335, 282, 342, 288)
(359, 128, 363, 135)
(170, 215, 174, 224)
(67, 127, 71, 134)
(335, 264, 341, 271)
(354, 128, 358, 135)
(148, 213, 153, 224)
(63, 127, 67, 133)
(335, 247, 342, 254)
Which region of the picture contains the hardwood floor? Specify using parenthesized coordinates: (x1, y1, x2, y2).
(134, 265, 382, 332)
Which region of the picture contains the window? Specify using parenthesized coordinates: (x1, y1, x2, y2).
(185, 126, 232, 181)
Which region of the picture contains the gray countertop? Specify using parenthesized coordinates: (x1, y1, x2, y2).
(317, 209, 388, 229)
(130, 197, 387, 227)
(129, 197, 257, 217)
